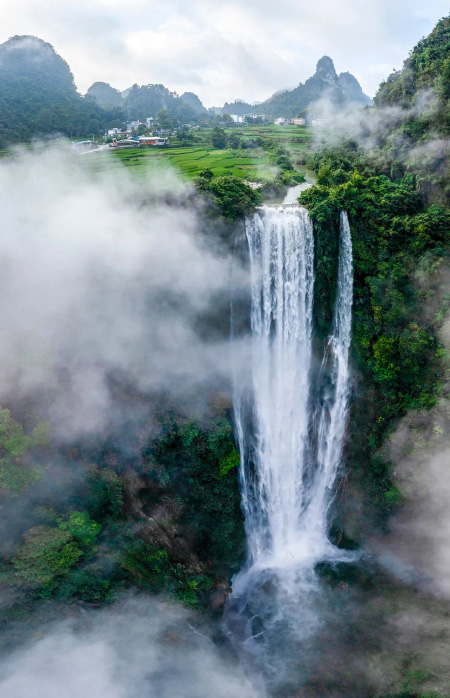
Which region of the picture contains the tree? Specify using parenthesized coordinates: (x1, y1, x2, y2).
(194, 168, 215, 191)
(228, 132, 241, 149)
(58, 511, 101, 549)
(206, 175, 261, 219)
(156, 108, 175, 131)
(211, 127, 227, 149)
(0, 409, 47, 495)
(12, 526, 82, 590)
(174, 103, 198, 125)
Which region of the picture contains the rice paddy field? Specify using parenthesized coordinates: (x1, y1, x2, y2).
(81, 125, 314, 181)
(82, 145, 270, 181)
(225, 124, 313, 159)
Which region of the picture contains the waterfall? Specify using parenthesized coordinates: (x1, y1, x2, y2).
(228, 206, 354, 690)
(236, 205, 315, 571)
(308, 210, 354, 535)
(232, 205, 354, 587)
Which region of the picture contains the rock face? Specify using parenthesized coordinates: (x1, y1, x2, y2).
(315, 55, 340, 86)
(338, 70, 371, 104)
(220, 56, 372, 118)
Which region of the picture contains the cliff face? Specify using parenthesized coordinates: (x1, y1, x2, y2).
(338, 70, 371, 104)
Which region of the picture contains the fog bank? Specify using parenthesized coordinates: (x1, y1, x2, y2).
(0, 143, 246, 440)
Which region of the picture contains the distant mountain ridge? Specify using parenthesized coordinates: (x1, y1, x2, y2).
(221, 56, 371, 117)
(86, 81, 208, 119)
(0, 35, 371, 146)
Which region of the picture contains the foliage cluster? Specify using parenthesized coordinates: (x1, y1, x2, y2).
(302, 145, 450, 516)
(142, 416, 244, 568)
(0, 408, 243, 611)
(359, 15, 450, 207)
(0, 409, 48, 495)
(195, 169, 262, 219)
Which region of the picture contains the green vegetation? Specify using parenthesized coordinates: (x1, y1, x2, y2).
(359, 16, 450, 208)
(301, 151, 449, 517)
(83, 144, 268, 180)
(0, 407, 244, 611)
(0, 409, 48, 495)
(83, 123, 312, 186)
(211, 126, 228, 149)
(195, 170, 262, 219)
(300, 16, 450, 524)
(142, 416, 244, 568)
(112, 83, 207, 123)
(11, 525, 83, 593)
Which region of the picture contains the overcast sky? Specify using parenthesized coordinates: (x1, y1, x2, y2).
(2, 0, 449, 106)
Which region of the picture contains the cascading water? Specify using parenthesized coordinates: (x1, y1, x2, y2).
(309, 211, 354, 538)
(227, 206, 354, 691)
(238, 205, 315, 570)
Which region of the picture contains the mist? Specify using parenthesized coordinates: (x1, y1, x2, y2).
(0, 143, 246, 440)
(0, 596, 258, 698)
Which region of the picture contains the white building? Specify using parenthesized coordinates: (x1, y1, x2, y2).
(229, 114, 247, 124)
(146, 117, 155, 128)
(311, 119, 325, 127)
(127, 120, 144, 131)
(291, 117, 306, 126)
(274, 118, 289, 125)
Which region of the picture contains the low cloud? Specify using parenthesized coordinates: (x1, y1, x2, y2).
(0, 143, 246, 440)
(0, 596, 258, 698)
(369, 266, 450, 598)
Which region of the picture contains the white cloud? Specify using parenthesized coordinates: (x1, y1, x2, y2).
(0, 1, 449, 105)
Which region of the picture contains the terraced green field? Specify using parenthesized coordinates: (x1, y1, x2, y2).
(226, 125, 313, 162)
(83, 145, 272, 181)
(82, 125, 313, 180)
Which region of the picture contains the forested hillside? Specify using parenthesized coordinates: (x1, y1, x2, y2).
(85, 81, 123, 109)
(348, 16, 450, 206)
(85, 81, 208, 121)
(0, 36, 123, 145)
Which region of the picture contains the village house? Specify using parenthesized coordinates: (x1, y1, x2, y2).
(229, 114, 247, 124)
